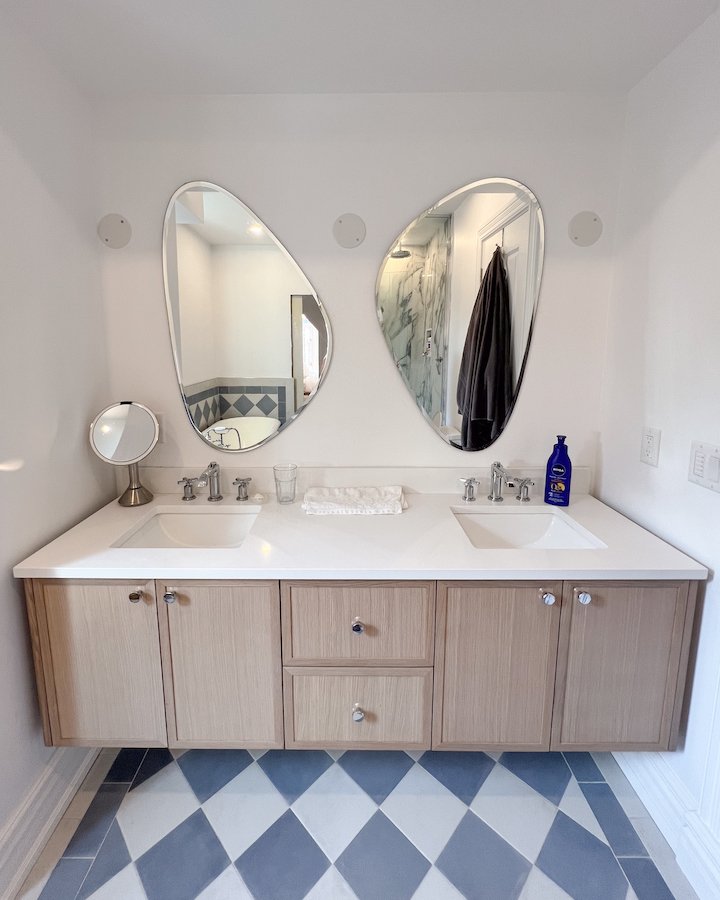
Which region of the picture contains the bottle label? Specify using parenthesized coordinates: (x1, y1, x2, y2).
(551, 464, 566, 476)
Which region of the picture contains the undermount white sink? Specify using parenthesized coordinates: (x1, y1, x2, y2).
(452, 505, 606, 550)
(116, 506, 260, 549)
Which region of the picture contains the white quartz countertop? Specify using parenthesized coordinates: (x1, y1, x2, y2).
(13, 492, 707, 581)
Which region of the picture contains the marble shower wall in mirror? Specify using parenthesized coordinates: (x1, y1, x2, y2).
(163, 182, 332, 452)
(376, 178, 543, 451)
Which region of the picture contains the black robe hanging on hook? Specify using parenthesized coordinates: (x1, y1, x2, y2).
(456, 245, 513, 451)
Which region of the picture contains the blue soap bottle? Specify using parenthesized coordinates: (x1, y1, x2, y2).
(544, 435, 572, 506)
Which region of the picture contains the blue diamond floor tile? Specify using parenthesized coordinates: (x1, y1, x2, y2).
(77, 819, 131, 900)
(130, 748, 175, 791)
(536, 811, 629, 900)
(418, 751, 495, 804)
(620, 857, 675, 900)
(38, 858, 92, 900)
(236, 809, 330, 900)
(177, 749, 253, 803)
(63, 783, 128, 858)
(338, 751, 414, 803)
(257, 750, 333, 803)
(580, 782, 647, 856)
(436, 810, 531, 900)
(136, 809, 230, 900)
(104, 749, 147, 783)
(499, 752, 571, 805)
(336, 811, 430, 900)
(562, 752, 605, 783)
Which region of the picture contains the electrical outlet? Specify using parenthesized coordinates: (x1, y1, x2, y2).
(640, 426, 661, 466)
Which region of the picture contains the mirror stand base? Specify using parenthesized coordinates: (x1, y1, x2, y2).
(118, 462, 153, 507)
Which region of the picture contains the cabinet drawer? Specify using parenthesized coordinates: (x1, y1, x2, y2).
(284, 667, 433, 748)
(281, 581, 435, 665)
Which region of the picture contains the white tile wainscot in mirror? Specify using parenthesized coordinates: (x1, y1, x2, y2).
(15, 467, 706, 755)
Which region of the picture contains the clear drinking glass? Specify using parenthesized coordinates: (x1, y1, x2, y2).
(273, 463, 297, 504)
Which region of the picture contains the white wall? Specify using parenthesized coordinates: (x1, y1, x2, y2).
(94, 92, 624, 468)
(0, 19, 115, 886)
(598, 9, 720, 897)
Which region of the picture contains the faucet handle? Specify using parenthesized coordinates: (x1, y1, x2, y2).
(177, 476, 199, 501)
(459, 476, 478, 502)
(515, 478, 535, 502)
(232, 476, 252, 501)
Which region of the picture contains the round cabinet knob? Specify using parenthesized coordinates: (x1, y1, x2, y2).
(351, 617, 365, 635)
(163, 591, 176, 604)
(541, 591, 556, 606)
(577, 591, 592, 605)
(352, 703, 365, 723)
(128, 591, 142, 603)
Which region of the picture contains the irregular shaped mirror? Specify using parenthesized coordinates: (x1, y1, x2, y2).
(376, 178, 543, 451)
(163, 182, 332, 451)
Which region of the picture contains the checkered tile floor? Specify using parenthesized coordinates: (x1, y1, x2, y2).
(30, 749, 682, 900)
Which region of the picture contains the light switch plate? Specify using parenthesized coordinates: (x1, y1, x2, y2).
(640, 426, 661, 466)
(689, 441, 720, 493)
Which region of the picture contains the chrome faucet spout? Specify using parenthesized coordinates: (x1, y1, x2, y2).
(488, 461, 513, 502)
(203, 461, 223, 502)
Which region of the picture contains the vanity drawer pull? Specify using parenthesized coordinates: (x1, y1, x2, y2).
(352, 703, 365, 722)
(128, 590, 142, 603)
(576, 590, 593, 605)
(351, 617, 365, 634)
(163, 591, 177, 604)
(540, 591, 556, 606)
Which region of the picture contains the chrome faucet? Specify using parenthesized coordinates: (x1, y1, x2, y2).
(202, 461, 223, 501)
(459, 477, 478, 502)
(488, 461, 516, 502)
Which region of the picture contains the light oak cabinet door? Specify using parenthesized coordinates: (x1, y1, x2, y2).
(158, 581, 283, 748)
(433, 581, 562, 750)
(552, 581, 696, 750)
(27, 580, 166, 746)
(284, 667, 432, 749)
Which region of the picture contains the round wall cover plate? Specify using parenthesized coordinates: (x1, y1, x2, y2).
(97, 213, 132, 249)
(332, 213, 366, 248)
(568, 211, 603, 246)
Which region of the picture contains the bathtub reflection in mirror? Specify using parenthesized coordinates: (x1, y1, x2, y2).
(163, 182, 332, 452)
(376, 178, 543, 451)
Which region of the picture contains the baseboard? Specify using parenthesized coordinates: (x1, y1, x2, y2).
(615, 752, 720, 900)
(0, 747, 98, 900)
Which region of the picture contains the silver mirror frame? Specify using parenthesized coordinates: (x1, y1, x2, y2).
(161, 181, 333, 453)
(376, 176, 544, 451)
(89, 401, 159, 506)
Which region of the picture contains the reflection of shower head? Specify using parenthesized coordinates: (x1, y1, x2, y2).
(390, 243, 411, 259)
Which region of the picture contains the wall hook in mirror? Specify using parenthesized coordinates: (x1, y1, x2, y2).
(97, 213, 132, 249)
(332, 213, 366, 248)
(568, 211, 603, 247)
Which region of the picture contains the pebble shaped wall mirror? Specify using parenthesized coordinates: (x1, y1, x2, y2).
(376, 177, 544, 451)
(162, 182, 332, 452)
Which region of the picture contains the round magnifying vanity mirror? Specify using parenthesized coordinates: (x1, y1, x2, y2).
(162, 182, 332, 452)
(376, 177, 544, 451)
(90, 402, 159, 506)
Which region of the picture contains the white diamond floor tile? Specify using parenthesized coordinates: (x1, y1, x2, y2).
(470, 763, 557, 863)
(291, 764, 377, 861)
(412, 865, 465, 899)
(518, 866, 574, 899)
(380, 764, 467, 863)
(115, 763, 200, 860)
(304, 865, 359, 899)
(558, 777, 608, 844)
(85, 862, 146, 899)
(202, 762, 288, 860)
(195, 865, 254, 899)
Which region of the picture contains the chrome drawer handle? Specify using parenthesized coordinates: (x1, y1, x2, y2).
(128, 590, 142, 603)
(352, 703, 365, 723)
(351, 617, 365, 635)
(163, 591, 176, 604)
(577, 590, 592, 605)
(541, 591, 556, 606)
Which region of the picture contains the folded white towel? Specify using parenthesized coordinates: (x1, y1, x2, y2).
(302, 486, 407, 515)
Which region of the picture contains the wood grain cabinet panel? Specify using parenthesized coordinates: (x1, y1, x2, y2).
(28, 580, 166, 746)
(552, 581, 696, 750)
(281, 581, 435, 665)
(284, 667, 432, 749)
(433, 581, 562, 750)
(158, 581, 283, 748)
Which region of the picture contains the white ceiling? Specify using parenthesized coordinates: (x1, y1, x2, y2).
(3, 0, 717, 97)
